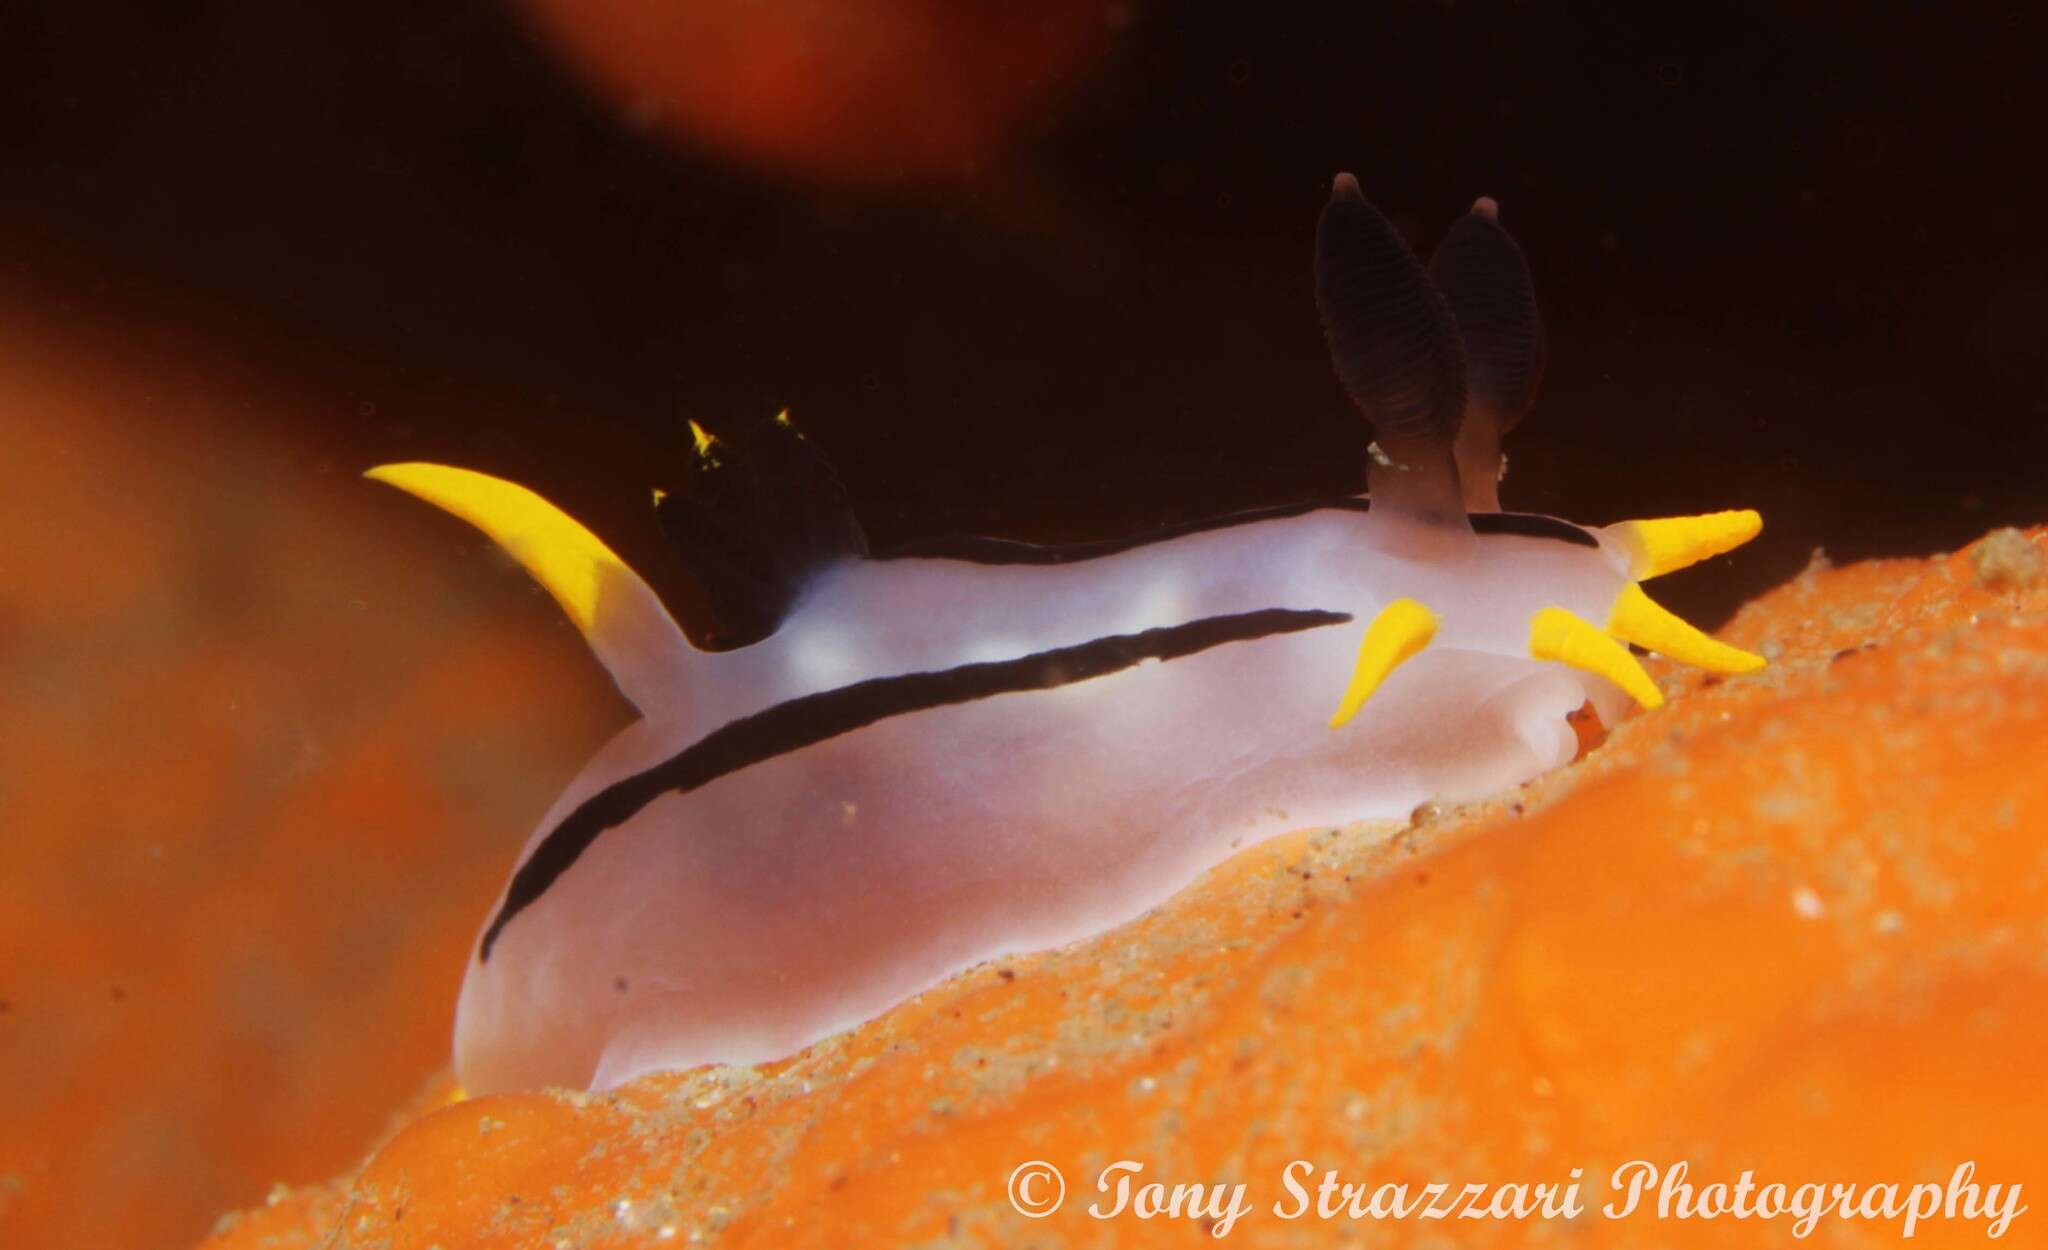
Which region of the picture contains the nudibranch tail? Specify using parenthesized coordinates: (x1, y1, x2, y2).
(1528, 606, 1665, 710)
(366, 463, 693, 713)
(1606, 584, 1765, 674)
(1328, 597, 1439, 728)
(1610, 509, 1764, 580)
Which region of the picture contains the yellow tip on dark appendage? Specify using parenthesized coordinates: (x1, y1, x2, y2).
(1613, 509, 1763, 579)
(1329, 598, 1439, 728)
(1606, 584, 1766, 674)
(689, 419, 719, 458)
(1530, 606, 1665, 710)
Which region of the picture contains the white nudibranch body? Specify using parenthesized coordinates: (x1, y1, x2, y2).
(367, 176, 1768, 1092)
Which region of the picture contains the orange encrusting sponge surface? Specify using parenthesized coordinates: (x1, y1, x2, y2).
(0, 312, 620, 1250)
(200, 525, 2048, 1249)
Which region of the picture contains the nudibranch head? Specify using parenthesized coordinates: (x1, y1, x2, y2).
(365, 172, 1767, 1093)
(1309, 173, 1762, 725)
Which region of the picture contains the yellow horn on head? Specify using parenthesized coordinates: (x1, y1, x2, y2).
(1610, 509, 1762, 580)
(1530, 606, 1664, 710)
(1606, 584, 1765, 674)
(1328, 598, 1439, 728)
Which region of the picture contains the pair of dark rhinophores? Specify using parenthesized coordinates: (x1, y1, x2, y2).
(655, 173, 1553, 653)
(368, 174, 1764, 1092)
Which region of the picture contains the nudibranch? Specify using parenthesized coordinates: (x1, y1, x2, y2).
(370, 174, 1765, 1093)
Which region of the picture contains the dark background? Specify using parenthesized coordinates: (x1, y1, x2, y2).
(4, 0, 2043, 627)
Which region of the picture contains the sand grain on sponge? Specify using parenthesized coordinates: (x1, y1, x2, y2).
(202, 528, 2048, 1250)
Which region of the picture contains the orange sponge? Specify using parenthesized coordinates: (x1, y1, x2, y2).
(199, 526, 2048, 1249)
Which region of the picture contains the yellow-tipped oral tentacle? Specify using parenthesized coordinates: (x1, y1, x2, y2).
(1328, 598, 1439, 728)
(688, 419, 720, 459)
(1529, 606, 1665, 710)
(1611, 509, 1762, 579)
(1606, 583, 1766, 674)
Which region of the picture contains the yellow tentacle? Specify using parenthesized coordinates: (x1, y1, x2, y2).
(1610, 509, 1762, 579)
(1328, 598, 1439, 728)
(1529, 606, 1664, 710)
(1606, 583, 1765, 674)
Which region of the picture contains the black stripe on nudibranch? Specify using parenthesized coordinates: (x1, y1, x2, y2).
(1471, 511, 1597, 547)
(873, 496, 1594, 565)
(477, 606, 1354, 960)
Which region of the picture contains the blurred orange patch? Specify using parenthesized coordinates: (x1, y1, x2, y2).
(515, 0, 1112, 181)
(0, 308, 619, 1250)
